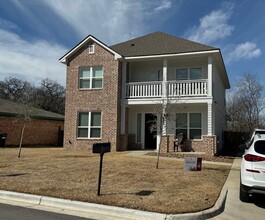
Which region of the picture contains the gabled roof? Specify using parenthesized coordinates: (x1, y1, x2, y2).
(59, 35, 122, 64)
(110, 32, 217, 57)
(0, 98, 64, 121)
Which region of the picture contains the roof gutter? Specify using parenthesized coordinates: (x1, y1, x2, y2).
(123, 49, 220, 60)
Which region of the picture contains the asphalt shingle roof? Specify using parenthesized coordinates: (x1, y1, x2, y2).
(0, 98, 64, 121)
(110, 32, 217, 57)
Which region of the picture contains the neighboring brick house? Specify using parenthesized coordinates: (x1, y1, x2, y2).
(60, 32, 230, 154)
(0, 98, 64, 146)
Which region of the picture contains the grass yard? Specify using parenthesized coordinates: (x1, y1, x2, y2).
(0, 147, 231, 214)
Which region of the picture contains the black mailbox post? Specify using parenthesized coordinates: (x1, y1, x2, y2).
(92, 142, 111, 196)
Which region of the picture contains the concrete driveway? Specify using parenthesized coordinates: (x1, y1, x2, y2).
(210, 158, 265, 220)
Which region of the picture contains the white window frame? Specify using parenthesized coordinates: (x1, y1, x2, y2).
(176, 112, 202, 140)
(88, 44, 94, 54)
(176, 67, 203, 80)
(77, 111, 102, 139)
(79, 66, 103, 89)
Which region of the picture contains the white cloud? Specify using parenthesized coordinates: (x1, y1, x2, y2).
(227, 42, 261, 62)
(154, 0, 172, 13)
(0, 0, 174, 86)
(43, 0, 173, 44)
(186, 4, 234, 44)
(0, 29, 67, 85)
(0, 18, 19, 30)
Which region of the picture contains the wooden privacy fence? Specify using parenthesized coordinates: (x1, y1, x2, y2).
(222, 131, 249, 154)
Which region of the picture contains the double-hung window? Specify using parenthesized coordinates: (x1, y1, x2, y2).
(79, 67, 103, 89)
(176, 67, 202, 80)
(176, 113, 202, 139)
(78, 112, 102, 138)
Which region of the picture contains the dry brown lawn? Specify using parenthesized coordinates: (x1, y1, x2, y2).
(0, 147, 231, 214)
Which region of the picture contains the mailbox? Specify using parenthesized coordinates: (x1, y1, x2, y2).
(93, 142, 111, 154)
(92, 142, 111, 196)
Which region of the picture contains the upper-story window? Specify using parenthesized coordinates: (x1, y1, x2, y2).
(176, 67, 202, 80)
(148, 70, 160, 81)
(79, 67, 103, 89)
(88, 44, 94, 54)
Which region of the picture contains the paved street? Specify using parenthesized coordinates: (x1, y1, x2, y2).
(210, 158, 265, 220)
(0, 199, 133, 220)
(0, 203, 93, 220)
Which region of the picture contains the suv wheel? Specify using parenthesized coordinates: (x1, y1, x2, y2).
(240, 182, 249, 202)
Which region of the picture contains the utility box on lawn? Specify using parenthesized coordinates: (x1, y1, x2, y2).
(184, 157, 202, 171)
(93, 142, 111, 154)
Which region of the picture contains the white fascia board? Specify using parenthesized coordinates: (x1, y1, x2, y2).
(124, 49, 220, 60)
(59, 35, 122, 64)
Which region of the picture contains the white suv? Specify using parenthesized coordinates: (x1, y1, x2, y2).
(240, 131, 265, 202)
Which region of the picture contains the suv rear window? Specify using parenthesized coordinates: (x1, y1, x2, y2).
(254, 141, 265, 155)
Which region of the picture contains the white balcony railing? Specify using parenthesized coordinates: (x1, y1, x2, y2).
(167, 80, 207, 97)
(125, 80, 207, 98)
(126, 81, 162, 98)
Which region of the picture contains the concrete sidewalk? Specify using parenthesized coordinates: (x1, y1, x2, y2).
(209, 158, 265, 220)
(0, 153, 235, 220)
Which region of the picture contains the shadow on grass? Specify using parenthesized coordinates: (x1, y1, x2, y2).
(101, 190, 156, 197)
(0, 173, 28, 177)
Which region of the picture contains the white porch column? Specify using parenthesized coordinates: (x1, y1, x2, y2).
(207, 101, 213, 136)
(122, 61, 127, 99)
(162, 59, 168, 135)
(208, 56, 213, 97)
(162, 59, 168, 98)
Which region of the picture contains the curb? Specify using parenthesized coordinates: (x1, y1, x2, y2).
(0, 190, 166, 220)
(166, 189, 228, 220)
(0, 188, 227, 220)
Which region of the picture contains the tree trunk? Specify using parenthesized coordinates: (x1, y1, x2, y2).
(18, 123, 26, 158)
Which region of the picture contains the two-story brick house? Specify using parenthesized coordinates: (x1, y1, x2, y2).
(60, 32, 230, 154)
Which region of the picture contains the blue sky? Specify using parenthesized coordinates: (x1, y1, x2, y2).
(0, 0, 264, 88)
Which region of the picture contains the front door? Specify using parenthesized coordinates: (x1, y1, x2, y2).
(145, 114, 157, 149)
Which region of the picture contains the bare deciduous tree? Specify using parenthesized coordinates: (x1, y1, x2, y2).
(0, 77, 65, 114)
(227, 73, 265, 134)
(16, 103, 37, 158)
(35, 78, 65, 114)
(0, 77, 34, 103)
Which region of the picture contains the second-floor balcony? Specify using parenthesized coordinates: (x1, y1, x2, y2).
(125, 80, 208, 99)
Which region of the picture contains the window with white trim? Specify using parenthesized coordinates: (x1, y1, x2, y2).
(88, 44, 94, 54)
(176, 113, 202, 139)
(79, 66, 103, 89)
(78, 112, 102, 138)
(176, 67, 203, 80)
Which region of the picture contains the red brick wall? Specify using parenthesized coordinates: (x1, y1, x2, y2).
(160, 134, 216, 155)
(64, 40, 121, 150)
(0, 116, 63, 146)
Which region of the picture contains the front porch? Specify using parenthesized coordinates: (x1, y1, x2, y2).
(118, 103, 217, 155)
